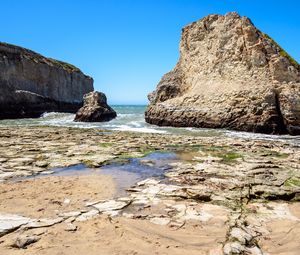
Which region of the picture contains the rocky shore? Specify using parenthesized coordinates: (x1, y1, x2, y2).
(0, 126, 299, 254)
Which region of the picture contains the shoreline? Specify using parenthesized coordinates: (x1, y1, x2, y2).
(0, 126, 299, 254)
(1, 110, 299, 148)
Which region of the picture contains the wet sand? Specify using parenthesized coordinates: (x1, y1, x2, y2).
(0, 175, 115, 219)
(0, 216, 227, 255)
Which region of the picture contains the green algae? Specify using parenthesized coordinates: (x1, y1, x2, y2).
(284, 177, 300, 187)
(260, 150, 289, 158)
(98, 142, 114, 148)
(218, 152, 243, 164)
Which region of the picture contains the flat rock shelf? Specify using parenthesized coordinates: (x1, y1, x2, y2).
(0, 126, 299, 255)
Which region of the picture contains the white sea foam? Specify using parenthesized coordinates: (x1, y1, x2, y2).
(224, 130, 300, 145)
(112, 125, 167, 134)
(117, 113, 136, 118)
(0, 106, 299, 146)
(129, 121, 143, 127)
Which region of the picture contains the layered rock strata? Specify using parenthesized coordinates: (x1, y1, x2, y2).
(0, 42, 93, 119)
(145, 12, 300, 135)
(74, 91, 117, 122)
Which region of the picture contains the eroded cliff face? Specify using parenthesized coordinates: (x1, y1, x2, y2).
(145, 12, 300, 135)
(0, 42, 93, 119)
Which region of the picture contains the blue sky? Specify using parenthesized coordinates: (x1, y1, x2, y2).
(2, 0, 300, 104)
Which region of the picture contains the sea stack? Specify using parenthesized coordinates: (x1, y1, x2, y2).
(74, 91, 117, 122)
(145, 12, 300, 135)
(0, 42, 93, 119)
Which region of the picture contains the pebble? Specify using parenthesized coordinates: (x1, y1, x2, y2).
(230, 227, 252, 244)
(64, 223, 77, 232)
(11, 235, 41, 249)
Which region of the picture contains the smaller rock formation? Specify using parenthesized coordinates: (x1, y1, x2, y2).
(74, 91, 116, 122)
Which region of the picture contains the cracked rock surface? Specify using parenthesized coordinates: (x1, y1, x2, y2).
(0, 126, 299, 254)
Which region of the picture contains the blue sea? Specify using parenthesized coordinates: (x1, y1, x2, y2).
(0, 105, 299, 146)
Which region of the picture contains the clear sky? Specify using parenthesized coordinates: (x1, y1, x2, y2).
(2, 0, 300, 104)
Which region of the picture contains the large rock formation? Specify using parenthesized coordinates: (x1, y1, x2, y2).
(0, 42, 93, 119)
(74, 91, 117, 122)
(145, 12, 300, 135)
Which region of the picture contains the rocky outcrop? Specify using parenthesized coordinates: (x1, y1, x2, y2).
(145, 12, 300, 135)
(0, 42, 93, 119)
(74, 91, 116, 122)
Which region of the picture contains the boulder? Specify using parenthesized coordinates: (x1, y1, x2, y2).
(145, 12, 300, 135)
(74, 91, 117, 122)
(0, 42, 93, 119)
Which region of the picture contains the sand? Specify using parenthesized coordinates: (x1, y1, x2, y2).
(0, 174, 226, 255)
(0, 174, 115, 219)
(259, 203, 300, 255)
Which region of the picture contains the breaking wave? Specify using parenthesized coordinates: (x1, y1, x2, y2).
(0, 105, 299, 146)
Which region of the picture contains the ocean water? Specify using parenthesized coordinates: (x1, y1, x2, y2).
(0, 105, 299, 146)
